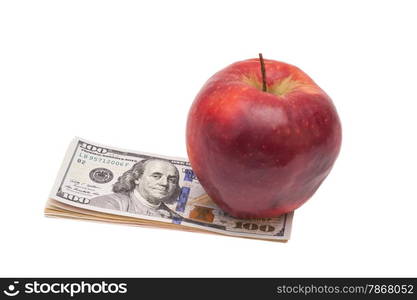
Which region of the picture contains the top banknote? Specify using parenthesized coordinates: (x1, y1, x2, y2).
(49, 137, 293, 241)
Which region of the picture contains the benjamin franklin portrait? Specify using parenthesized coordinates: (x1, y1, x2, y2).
(89, 158, 181, 219)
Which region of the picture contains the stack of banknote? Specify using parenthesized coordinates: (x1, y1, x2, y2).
(45, 137, 293, 242)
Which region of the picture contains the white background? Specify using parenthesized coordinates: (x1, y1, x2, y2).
(0, 0, 416, 277)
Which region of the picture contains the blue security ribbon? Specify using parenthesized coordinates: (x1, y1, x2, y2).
(175, 169, 194, 213)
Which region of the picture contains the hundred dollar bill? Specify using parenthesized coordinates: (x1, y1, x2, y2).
(45, 137, 293, 241)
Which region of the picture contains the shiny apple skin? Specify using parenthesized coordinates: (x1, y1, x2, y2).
(186, 58, 342, 218)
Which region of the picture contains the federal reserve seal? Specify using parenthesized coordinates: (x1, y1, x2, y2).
(89, 168, 114, 184)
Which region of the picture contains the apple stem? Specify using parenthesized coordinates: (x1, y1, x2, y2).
(259, 53, 267, 92)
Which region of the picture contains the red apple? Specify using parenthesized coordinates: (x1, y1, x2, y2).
(186, 56, 342, 218)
